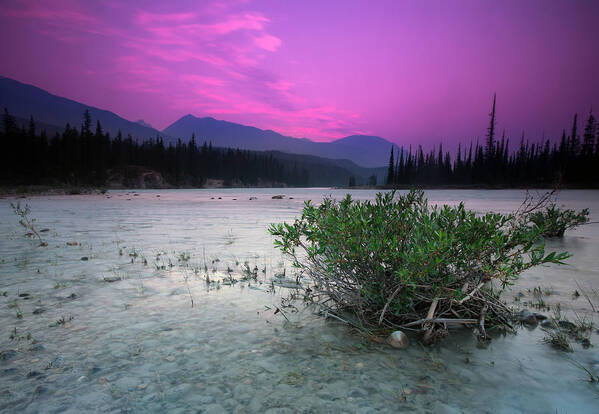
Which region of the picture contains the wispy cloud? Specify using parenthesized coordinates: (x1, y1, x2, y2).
(2, 0, 365, 138)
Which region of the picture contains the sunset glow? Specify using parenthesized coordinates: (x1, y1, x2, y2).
(1, 0, 598, 147)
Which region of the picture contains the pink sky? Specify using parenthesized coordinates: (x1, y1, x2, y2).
(1, 0, 598, 148)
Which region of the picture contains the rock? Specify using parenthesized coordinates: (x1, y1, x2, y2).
(289, 197, 294, 199)
(66, 241, 78, 246)
(388, 331, 409, 349)
(26, 370, 44, 379)
(29, 344, 45, 352)
(80, 257, 89, 261)
(103, 276, 121, 283)
(558, 320, 576, 331)
(249, 197, 258, 200)
(0, 350, 18, 361)
(541, 319, 554, 329)
(272, 195, 285, 199)
(18, 293, 31, 298)
(32, 308, 45, 315)
(517, 309, 538, 326)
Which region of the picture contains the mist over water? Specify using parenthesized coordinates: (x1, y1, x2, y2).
(0, 189, 598, 413)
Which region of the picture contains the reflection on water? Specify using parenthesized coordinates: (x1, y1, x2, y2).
(0, 189, 598, 413)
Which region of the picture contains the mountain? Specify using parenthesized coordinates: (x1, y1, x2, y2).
(136, 119, 153, 128)
(0, 76, 166, 141)
(264, 151, 387, 186)
(163, 115, 400, 167)
(0, 75, 400, 168)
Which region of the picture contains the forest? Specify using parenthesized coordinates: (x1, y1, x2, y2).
(385, 96, 599, 187)
(0, 109, 310, 188)
(2, 99, 598, 189)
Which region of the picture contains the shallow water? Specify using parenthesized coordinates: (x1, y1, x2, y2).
(0, 188, 598, 413)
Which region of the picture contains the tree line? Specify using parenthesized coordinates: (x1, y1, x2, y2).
(1, 109, 310, 187)
(386, 94, 599, 187)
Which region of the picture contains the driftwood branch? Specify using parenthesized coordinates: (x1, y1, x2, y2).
(378, 285, 403, 326)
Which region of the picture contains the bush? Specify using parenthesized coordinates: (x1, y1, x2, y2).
(528, 204, 589, 237)
(269, 190, 570, 341)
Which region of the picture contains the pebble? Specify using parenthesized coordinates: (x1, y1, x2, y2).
(388, 331, 409, 349)
(103, 276, 121, 283)
(0, 350, 18, 360)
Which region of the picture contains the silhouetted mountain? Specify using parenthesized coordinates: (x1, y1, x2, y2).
(0, 76, 166, 141)
(0, 75, 400, 168)
(136, 119, 153, 128)
(163, 115, 400, 167)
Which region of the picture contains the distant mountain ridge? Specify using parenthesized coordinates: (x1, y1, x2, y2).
(0, 76, 166, 141)
(163, 115, 400, 167)
(0, 75, 400, 167)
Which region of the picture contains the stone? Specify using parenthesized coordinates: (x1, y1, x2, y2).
(540, 319, 554, 329)
(388, 331, 409, 349)
(558, 320, 576, 331)
(517, 309, 538, 326)
(0, 350, 18, 361)
(103, 276, 121, 283)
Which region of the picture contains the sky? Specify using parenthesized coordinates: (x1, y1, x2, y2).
(1, 0, 598, 149)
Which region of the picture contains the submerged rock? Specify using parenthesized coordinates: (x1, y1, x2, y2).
(0, 350, 18, 361)
(388, 331, 409, 349)
(103, 276, 121, 283)
(558, 320, 576, 331)
(541, 319, 554, 329)
(517, 309, 538, 326)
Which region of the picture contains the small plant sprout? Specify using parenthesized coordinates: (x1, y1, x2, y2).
(10, 201, 46, 246)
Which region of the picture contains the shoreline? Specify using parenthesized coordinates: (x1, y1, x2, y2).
(2, 183, 599, 197)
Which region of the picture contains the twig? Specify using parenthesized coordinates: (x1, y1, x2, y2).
(458, 282, 486, 305)
(378, 285, 403, 326)
(575, 279, 597, 312)
(478, 305, 488, 340)
(400, 317, 477, 328)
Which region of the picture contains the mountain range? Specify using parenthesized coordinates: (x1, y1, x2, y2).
(0, 75, 399, 168)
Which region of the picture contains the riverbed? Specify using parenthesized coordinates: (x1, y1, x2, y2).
(0, 189, 598, 413)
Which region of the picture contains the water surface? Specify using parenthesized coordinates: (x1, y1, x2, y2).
(1, 188, 598, 413)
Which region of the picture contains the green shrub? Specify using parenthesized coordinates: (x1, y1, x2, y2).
(269, 190, 570, 340)
(528, 204, 589, 237)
